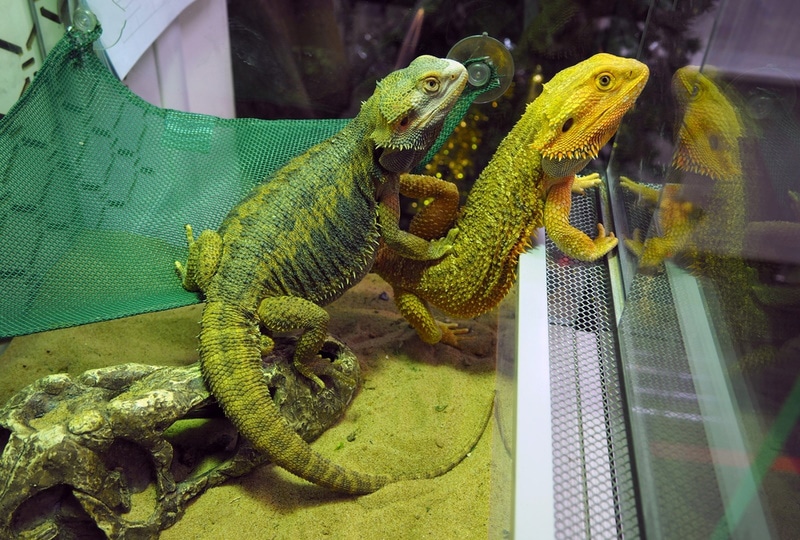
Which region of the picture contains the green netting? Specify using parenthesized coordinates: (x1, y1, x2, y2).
(0, 26, 493, 338)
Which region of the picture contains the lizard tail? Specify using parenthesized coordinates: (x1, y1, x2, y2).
(199, 300, 490, 494)
(199, 300, 392, 494)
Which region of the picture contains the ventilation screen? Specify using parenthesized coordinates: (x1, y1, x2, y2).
(545, 188, 641, 539)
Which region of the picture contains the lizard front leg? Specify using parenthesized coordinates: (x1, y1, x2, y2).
(620, 179, 698, 269)
(544, 176, 618, 261)
(377, 186, 459, 260)
(571, 172, 602, 195)
(257, 296, 332, 389)
(393, 287, 468, 346)
(623, 228, 693, 272)
(620, 175, 661, 205)
(175, 224, 222, 293)
(399, 173, 461, 240)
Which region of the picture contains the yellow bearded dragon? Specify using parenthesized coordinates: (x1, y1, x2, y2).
(621, 66, 771, 354)
(621, 65, 747, 268)
(374, 53, 649, 345)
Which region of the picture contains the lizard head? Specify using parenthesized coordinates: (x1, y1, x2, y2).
(370, 55, 468, 173)
(533, 53, 649, 177)
(671, 65, 744, 181)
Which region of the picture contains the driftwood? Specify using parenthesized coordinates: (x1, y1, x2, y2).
(0, 336, 359, 539)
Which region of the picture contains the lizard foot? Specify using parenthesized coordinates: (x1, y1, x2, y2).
(175, 224, 221, 292)
(623, 230, 667, 274)
(174, 225, 195, 281)
(437, 321, 469, 348)
(572, 172, 602, 195)
(260, 334, 275, 357)
(295, 355, 357, 391)
(294, 357, 327, 390)
(620, 176, 660, 205)
(623, 228, 645, 258)
(427, 226, 460, 259)
(591, 223, 618, 258)
(174, 260, 187, 281)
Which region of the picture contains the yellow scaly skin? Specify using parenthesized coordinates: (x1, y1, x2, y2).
(374, 54, 649, 345)
(622, 66, 770, 358)
(175, 56, 484, 494)
(621, 65, 747, 267)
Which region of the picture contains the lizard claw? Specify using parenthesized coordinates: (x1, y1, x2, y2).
(174, 260, 186, 280)
(294, 357, 328, 390)
(592, 223, 618, 257)
(437, 320, 469, 348)
(619, 175, 636, 191)
(428, 227, 460, 259)
(174, 224, 195, 281)
(623, 228, 645, 258)
(572, 173, 602, 195)
(620, 176, 660, 205)
(304, 356, 358, 391)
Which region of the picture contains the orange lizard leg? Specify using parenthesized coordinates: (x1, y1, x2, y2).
(624, 229, 675, 273)
(544, 176, 618, 261)
(393, 287, 468, 346)
(622, 182, 697, 270)
(620, 175, 661, 205)
(623, 228, 646, 258)
(399, 173, 461, 240)
(637, 220, 694, 271)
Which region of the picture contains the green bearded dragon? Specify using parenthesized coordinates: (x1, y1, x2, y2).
(374, 53, 649, 345)
(175, 56, 483, 494)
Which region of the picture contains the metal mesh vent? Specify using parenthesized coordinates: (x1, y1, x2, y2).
(618, 270, 726, 539)
(545, 188, 640, 539)
(616, 184, 728, 539)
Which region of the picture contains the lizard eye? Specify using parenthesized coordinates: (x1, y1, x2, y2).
(423, 77, 440, 93)
(596, 73, 614, 90)
(561, 117, 574, 132)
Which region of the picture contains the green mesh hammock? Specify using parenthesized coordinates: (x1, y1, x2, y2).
(0, 26, 495, 338)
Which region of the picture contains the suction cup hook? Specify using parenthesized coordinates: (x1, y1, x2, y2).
(71, 6, 98, 33)
(734, 66, 797, 121)
(447, 33, 514, 103)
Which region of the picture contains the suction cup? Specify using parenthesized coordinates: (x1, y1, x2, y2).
(447, 33, 514, 103)
(72, 8, 98, 33)
(733, 66, 797, 121)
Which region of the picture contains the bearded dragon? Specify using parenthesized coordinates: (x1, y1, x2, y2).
(621, 66, 770, 354)
(175, 56, 473, 494)
(374, 53, 649, 345)
(621, 65, 747, 269)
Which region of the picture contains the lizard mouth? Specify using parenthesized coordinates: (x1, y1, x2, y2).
(541, 105, 626, 163)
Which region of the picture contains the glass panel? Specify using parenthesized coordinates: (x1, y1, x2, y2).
(613, 0, 800, 538)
